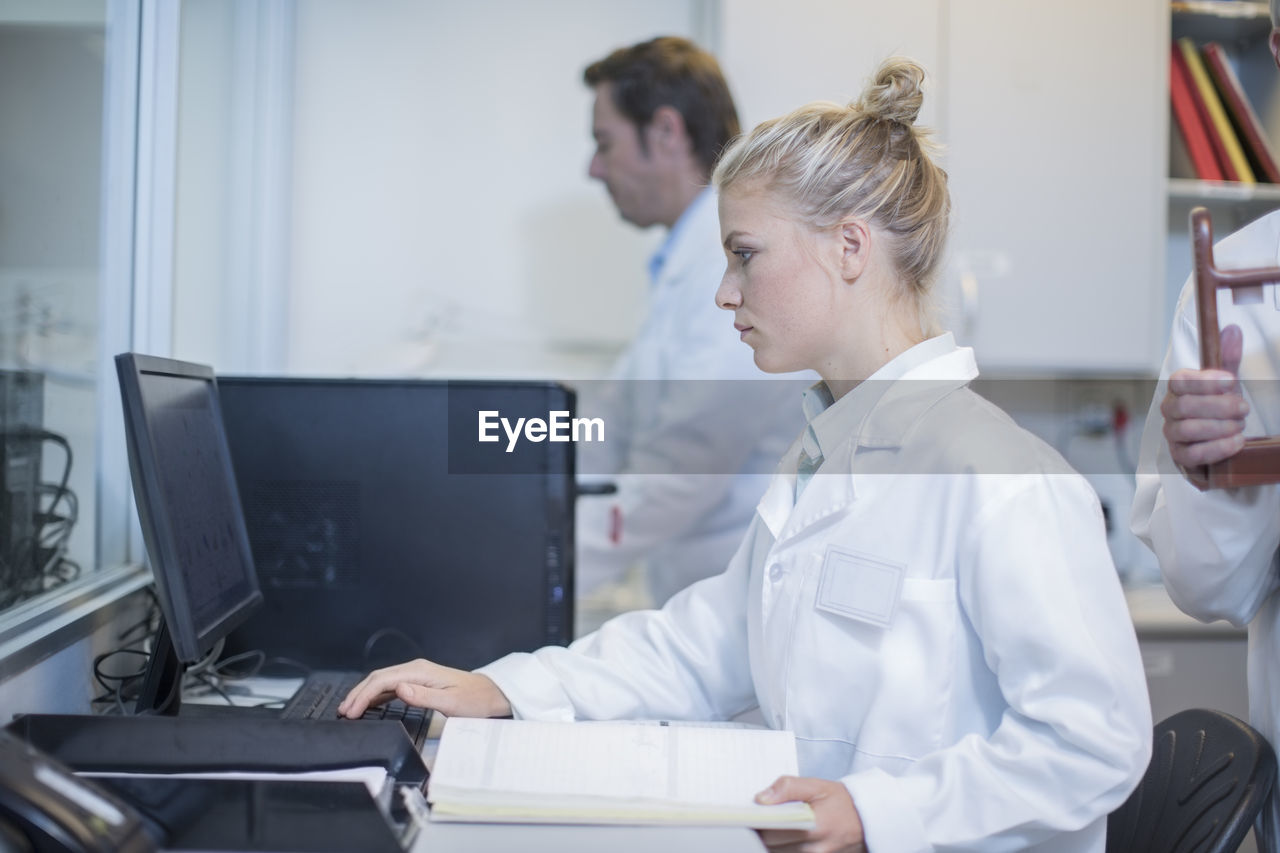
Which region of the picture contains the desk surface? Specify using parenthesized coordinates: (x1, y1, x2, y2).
(185, 682, 768, 852)
(406, 713, 766, 852)
(408, 823, 764, 852)
(1124, 583, 1247, 637)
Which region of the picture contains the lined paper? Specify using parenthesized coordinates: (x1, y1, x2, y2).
(428, 718, 814, 828)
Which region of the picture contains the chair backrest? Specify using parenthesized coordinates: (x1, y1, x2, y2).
(1107, 707, 1277, 853)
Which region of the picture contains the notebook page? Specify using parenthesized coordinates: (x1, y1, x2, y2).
(669, 725, 798, 805)
(436, 719, 668, 799)
(433, 718, 798, 806)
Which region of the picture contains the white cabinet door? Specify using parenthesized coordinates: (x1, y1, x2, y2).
(942, 0, 1167, 373)
(719, 0, 941, 133)
(720, 0, 1167, 374)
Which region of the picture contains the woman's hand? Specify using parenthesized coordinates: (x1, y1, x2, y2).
(755, 775, 866, 853)
(336, 658, 512, 719)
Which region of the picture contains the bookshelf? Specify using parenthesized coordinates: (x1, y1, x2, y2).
(1165, 1, 1280, 337)
(1168, 177, 1280, 203)
(1171, 0, 1271, 43)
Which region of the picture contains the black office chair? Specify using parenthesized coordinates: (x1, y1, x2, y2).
(1107, 707, 1276, 853)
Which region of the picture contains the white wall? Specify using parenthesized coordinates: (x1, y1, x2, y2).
(170, 0, 1170, 380)
(172, 1, 235, 369)
(281, 0, 708, 379)
(162, 0, 1165, 582)
(721, 0, 941, 134)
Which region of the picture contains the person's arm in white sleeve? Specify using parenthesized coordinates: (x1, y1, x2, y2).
(476, 522, 761, 722)
(585, 378, 795, 548)
(843, 477, 1151, 852)
(1132, 310, 1280, 626)
(575, 321, 802, 596)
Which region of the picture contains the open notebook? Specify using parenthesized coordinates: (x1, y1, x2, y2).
(427, 718, 815, 829)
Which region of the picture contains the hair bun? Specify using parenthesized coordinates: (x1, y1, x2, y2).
(853, 57, 926, 126)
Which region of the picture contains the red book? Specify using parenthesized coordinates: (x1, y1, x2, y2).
(1203, 41, 1280, 183)
(1170, 42, 1225, 181)
(1169, 104, 1198, 179)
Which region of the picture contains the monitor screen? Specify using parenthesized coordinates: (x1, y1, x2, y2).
(216, 378, 575, 672)
(115, 353, 262, 712)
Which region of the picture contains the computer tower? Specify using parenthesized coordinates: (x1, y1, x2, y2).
(0, 370, 43, 604)
(216, 378, 575, 672)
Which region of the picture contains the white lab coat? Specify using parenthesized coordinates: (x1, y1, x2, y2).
(575, 188, 806, 604)
(1131, 208, 1280, 853)
(483, 336, 1151, 852)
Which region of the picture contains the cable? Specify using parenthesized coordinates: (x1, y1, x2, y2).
(210, 649, 267, 680)
(363, 627, 426, 666)
(184, 671, 235, 706)
(35, 430, 71, 512)
(0, 429, 78, 607)
(89, 589, 160, 715)
(91, 648, 150, 714)
(34, 431, 77, 595)
(259, 657, 315, 678)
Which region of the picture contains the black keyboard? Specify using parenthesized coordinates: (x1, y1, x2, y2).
(279, 670, 432, 752)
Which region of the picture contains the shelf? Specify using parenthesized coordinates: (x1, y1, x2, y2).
(1168, 177, 1280, 202)
(1172, 0, 1271, 43)
(0, 1, 104, 27)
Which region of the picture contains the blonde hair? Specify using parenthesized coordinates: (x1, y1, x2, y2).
(713, 57, 949, 331)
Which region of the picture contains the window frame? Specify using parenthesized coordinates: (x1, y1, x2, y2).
(0, 0, 180, 675)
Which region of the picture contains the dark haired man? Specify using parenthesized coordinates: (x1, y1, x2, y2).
(574, 37, 803, 614)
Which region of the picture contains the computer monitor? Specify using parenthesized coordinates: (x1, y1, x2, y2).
(114, 353, 263, 715)
(215, 378, 575, 672)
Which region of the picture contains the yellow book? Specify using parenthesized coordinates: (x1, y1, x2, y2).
(1179, 37, 1255, 183)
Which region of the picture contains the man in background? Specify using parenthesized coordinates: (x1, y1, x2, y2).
(1130, 4, 1280, 850)
(574, 36, 803, 620)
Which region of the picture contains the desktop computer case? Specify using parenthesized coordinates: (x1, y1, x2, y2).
(216, 377, 575, 673)
(0, 371, 43, 603)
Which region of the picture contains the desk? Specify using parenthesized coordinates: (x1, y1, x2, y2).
(185, 681, 768, 852)
(407, 823, 763, 852)
(1124, 583, 1249, 724)
(402, 713, 766, 852)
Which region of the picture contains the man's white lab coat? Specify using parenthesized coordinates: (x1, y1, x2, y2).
(575, 188, 804, 604)
(486, 336, 1151, 852)
(1132, 208, 1280, 853)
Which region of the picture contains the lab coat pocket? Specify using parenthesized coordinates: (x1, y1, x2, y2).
(792, 563, 957, 764)
(814, 548, 905, 628)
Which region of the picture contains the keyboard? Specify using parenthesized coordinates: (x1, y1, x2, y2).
(279, 670, 433, 752)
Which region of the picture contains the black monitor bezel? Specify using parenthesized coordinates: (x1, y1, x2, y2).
(115, 353, 264, 667)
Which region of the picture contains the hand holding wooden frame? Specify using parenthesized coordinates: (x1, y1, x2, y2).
(1189, 205, 1280, 488)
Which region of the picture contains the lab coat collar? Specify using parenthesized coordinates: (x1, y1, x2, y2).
(854, 337, 978, 449)
(755, 335, 978, 543)
(757, 462, 801, 542)
(799, 333, 956, 461)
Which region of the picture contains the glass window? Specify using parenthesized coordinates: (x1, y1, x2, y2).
(0, 0, 137, 622)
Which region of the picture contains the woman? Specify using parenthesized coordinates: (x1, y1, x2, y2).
(340, 58, 1151, 852)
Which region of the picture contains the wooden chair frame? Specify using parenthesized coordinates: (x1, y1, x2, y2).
(1189, 206, 1280, 488)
